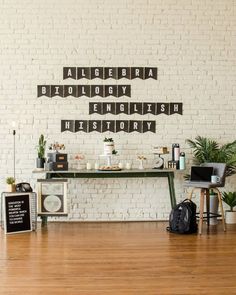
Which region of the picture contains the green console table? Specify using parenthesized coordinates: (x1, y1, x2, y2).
(45, 169, 177, 209)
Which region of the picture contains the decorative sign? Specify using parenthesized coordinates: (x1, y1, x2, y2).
(36, 65, 183, 134)
(3, 193, 32, 234)
(89, 102, 182, 115)
(37, 85, 131, 98)
(61, 120, 156, 133)
(63, 67, 158, 80)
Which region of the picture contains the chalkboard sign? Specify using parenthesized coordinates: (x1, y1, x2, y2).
(3, 193, 32, 234)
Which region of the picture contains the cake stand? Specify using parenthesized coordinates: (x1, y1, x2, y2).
(99, 154, 113, 167)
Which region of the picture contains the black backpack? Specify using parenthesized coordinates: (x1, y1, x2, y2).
(167, 199, 198, 234)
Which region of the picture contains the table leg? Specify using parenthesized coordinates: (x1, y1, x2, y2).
(167, 173, 176, 209)
(199, 189, 205, 234)
(206, 189, 210, 227)
(46, 173, 51, 180)
(41, 173, 50, 226)
(41, 216, 47, 227)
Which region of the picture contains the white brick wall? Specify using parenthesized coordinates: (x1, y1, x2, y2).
(0, 0, 235, 221)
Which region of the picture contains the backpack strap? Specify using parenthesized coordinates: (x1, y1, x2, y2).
(182, 199, 194, 203)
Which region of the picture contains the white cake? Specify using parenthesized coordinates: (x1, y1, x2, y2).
(104, 142, 115, 155)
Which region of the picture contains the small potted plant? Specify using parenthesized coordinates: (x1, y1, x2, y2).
(103, 137, 115, 155)
(6, 177, 16, 192)
(75, 153, 85, 170)
(222, 191, 236, 224)
(36, 134, 47, 169)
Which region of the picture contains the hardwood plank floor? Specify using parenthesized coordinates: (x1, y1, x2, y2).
(0, 221, 236, 295)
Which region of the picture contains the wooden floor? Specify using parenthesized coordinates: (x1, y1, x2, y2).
(0, 222, 236, 295)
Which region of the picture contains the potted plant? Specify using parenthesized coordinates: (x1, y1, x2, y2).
(36, 134, 47, 169)
(186, 136, 236, 220)
(103, 137, 115, 155)
(6, 177, 16, 192)
(222, 191, 236, 224)
(186, 136, 236, 177)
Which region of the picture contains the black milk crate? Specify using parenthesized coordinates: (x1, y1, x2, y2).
(47, 152, 67, 163)
(52, 161, 68, 171)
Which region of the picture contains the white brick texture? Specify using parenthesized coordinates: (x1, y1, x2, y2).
(0, 0, 235, 221)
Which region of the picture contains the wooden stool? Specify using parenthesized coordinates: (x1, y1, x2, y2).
(189, 188, 226, 234)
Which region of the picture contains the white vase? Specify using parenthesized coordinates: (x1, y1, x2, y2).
(209, 194, 219, 225)
(138, 160, 144, 170)
(225, 211, 236, 224)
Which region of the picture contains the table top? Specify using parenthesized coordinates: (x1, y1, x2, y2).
(33, 168, 175, 174)
(33, 168, 175, 179)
